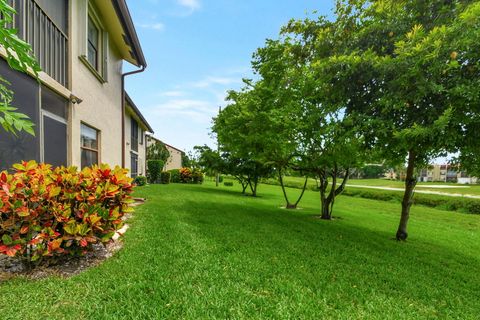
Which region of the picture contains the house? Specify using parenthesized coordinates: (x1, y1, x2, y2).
(146, 136, 184, 171)
(124, 93, 154, 178)
(0, 0, 148, 176)
(419, 164, 477, 184)
(163, 143, 184, 171)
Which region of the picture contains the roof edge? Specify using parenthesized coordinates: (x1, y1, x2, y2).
(111, 0, 147, 67)
(125, 92, 154, 133)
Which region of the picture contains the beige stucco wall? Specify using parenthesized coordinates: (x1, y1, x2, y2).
(124, 111, 147, 176)
(164, 145, 183, 171)
(69, 0, 124, 168)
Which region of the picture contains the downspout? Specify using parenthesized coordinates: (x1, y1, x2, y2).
(121, 64, 146, 167)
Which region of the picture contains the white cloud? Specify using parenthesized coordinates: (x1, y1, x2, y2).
(191, 76, 239, 88)
(138, 22, 165, 31)
(147, 98, 218, 124)
(159, 90, 186, 97)
(176, 0, 201, 15)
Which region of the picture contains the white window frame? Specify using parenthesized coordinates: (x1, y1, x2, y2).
(79, 1, 109, 83)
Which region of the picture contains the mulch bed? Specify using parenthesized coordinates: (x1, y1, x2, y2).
(0, 240, 124, 281)
(0, 198, 145, 281)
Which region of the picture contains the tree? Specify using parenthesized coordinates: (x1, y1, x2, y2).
(212, 100, 273, 197)
(250, 40, 310, 209)
(194, 145, 223, 177)
(318, 0, 479, 239)
(146, 139, 169, 163)
(359, 165, 387, 179)
(182, 152, 193, 168)
(0, 0, 40, 136)
(271, 14, 364, 217)
(449, 2, 480, 178)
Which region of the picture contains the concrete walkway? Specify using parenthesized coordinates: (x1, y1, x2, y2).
(346, 184, 480, 199)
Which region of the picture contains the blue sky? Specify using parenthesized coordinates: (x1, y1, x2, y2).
(125, 0, 335, 152)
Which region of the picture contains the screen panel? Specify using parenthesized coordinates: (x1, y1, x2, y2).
(0, 59, 40, 171)
(43, 116, 67, 167)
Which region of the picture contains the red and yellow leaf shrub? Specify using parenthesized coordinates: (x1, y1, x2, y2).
(179, 167, 192, 183)
(0, 161, 134, 262)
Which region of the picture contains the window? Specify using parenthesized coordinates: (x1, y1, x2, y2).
(140, 129, 144, 145)
(131, 118, 139, 152)
(87, 16, 99, 70)
(130, 152, 138, 178)
(81, 123, 99, 168)
(80, 2, 108, 82)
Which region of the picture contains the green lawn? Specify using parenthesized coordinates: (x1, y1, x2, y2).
(1, 182, 479, 319)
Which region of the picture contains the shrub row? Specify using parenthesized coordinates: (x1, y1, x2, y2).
(147, 160, 164, 183)
(261, 178, 318, 191)
(0, 161, 134, 262)
(165, 168, 203, 184)
(261, 177, 480, 215)
(342, 188, 480, 215)
(134, 175, 147, 186)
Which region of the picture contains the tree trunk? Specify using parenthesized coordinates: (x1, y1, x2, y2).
(234, 175, 248, 194)
(293, 177, 309, 207)
(318, 170, 332, 219)
(396, 150, 417, 241)
(335, 168, 350, 197)
(319, 167, 350, 220)
(241, 183, 248, 194)
(278, 169, 293, 208)
(251, 176, 258, 197)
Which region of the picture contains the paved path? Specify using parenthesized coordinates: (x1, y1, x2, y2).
(346, 184, 480, 199)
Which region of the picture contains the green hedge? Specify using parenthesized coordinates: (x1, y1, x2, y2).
(160, 171, 171, 184)
(192, 169, 204, 184)
(169, 169, 181, 183)
(261, 177, 480, 215)
(147, 160, 164, 183)
(133, 175, 147, 186)
(261, 178, 318, 191)
(342, 188, 480, 215)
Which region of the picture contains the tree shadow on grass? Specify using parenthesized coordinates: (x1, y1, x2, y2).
(175, 196, 480, 316)
(178, 183, 279, 201)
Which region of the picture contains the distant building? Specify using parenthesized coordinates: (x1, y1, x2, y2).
(146, 136, 184, 171)
(125, 93, 154, 178)
(419, 164, 477, 184)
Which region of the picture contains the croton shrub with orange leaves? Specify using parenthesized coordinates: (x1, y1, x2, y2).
(179, 167, 192, 183)
(0, 161, 134, 262)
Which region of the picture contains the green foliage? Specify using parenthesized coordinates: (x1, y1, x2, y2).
(224, 181, 233, 187)
(181, 153, 192, 168)
(147, 160, 163, 184)
(1, 183, 480, 317)
(358, 165, 388, 179)
(160, 171, 171, 184)
(191, 168, 204, 184)
(0, 161, 133, 262)
(146, 139, 169, 162)
(194, 145, 222, 176)
(133, 175, 147, 186)
(0, 0, 40, 136)
(168, 169, 181, 183)
(342, 188, 480, 215)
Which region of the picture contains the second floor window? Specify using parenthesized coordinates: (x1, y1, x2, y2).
(87, 16, 99, 70)
(81, 2, 108, 82)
